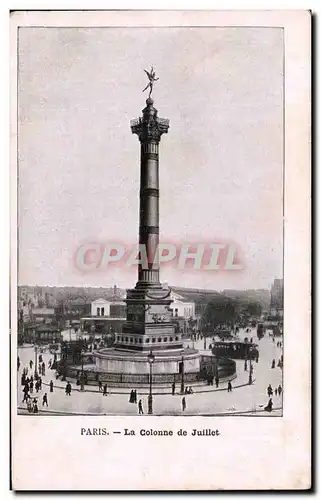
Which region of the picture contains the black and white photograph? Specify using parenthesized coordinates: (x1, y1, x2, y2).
(16, 24, 285, 418)
(10, 9, 310, 491)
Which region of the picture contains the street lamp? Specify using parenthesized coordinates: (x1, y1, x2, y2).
(180, 355, 185, 394)
(80, 349, 85, 390)
(148, 350, 155, 415)
(34, 344, 38, 379)
(248, 356, 253, 385)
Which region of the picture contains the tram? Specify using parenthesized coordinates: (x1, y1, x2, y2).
(212, 340, 259, 360)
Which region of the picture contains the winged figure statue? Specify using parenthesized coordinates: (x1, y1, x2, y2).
(142, 66, 159, 98)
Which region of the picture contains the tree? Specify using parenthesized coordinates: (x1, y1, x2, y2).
(244, 302, 262, 318)
(202, 297, 238, 333)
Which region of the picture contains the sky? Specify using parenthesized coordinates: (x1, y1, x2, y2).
(18, 27, 284, 291)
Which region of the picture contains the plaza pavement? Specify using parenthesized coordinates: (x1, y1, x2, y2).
(17, 328, 283, 416)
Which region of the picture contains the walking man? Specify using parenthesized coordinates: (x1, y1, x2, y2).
(138, 399, 144, 415)
(103, 384, 108, 396)
(227, 381, 232, 393)
(215, 376, 219, 388)
(50, 380, 54, 393)
(22, 387, 29, 403)
(42, 393, 48, 407)
(98, 380, 103, 392)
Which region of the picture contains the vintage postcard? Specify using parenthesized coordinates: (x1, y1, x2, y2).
(10, 10, 311, 490)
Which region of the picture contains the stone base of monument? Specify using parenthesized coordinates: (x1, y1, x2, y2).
(94, 347, 200, 376)
(62, 350, 237, 387)
(64, 347, 203, 386)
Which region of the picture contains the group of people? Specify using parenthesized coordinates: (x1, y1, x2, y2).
(129, 389, 138, 404)
(19, 351, 58, 413)
(98, 380, 108, 395)
(137, 396, 187, 414)
(271, 356, 283, 370)
(267, 383, 283, 398)
(206, 375, 220, 387)
(171, 382, 195, 395)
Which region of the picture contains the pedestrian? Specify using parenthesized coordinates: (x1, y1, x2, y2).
(67, 382, 72, 395)
(48, 359, 52, 369)
(278, 384, 282, 396)
(227, 381, 232, 392)
(138, 399, 144, 414)
(33, 400, 39, 413)
(129, 390, 134, 403)
(98, 380, 103, 392)
(267, 384, 273, 397)
(172, 382, 175, 395)
(244, 360, 248, 371)
(215, 376, 219, 388)
(182, 397, 186, 411)
(38, 377, 42, 390)
(27, 398, 33, 413)
(42, 393, 48, 407)
(35, 380, 39, 393)
(264, 398, 273, 412)
(65, 383, 69, 395)
(103, 384, 108, 396)
(22, 390, 29, 403)
(271, 359, 275, 369)
(29, 360, 33, 369)
(50, 380, 54, 393)
(274, 388, 278, 396)
(29, 380, 34, 394)
(133, 390, 137, 404)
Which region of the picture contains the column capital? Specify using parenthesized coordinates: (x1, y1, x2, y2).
(130, 99, 169, 143)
